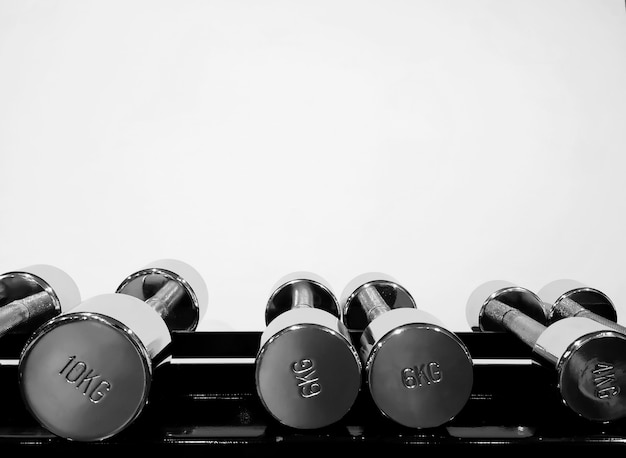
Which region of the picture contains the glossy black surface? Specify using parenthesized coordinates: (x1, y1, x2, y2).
(1, 330, 626, 453)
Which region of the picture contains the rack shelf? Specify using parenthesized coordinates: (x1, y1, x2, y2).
(1, 331, 625, 453)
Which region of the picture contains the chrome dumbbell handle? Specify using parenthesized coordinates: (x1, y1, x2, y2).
(291, 281, 314, 309)
(357, 284, 391, 322)
(0, 292, 53, 338)
(484, 299, 545, 349)
(144, 280, 186, 320)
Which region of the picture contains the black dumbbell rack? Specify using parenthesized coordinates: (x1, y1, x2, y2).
(1, 330, 625, 454)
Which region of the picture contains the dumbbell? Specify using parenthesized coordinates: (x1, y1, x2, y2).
(0, 265, 81, 339)
(19, 259, 208, 442)
(467, 280, 626, 422)
(341, 273, 473, 429)
(255, 272, 362, 429)
(538, 279, 626, 333)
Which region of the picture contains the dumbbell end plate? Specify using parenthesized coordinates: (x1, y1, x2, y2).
(19, 313, 152, 442)
(558, 331, 626, 423)
(367, 323, 473, 429)
(255, 323, 362, 429)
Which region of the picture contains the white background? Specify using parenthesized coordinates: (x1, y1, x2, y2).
(1, 0, 625, 332)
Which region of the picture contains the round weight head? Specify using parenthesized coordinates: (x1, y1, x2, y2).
(19, 312, 152, 442)
(343, 275, 416, 331)
(366, 322, 473, 429)
(21, 265, 82, 313)
(558, 287, 616, 322)
(265, 275, 340, 325)
(558, 331, 626, 422)
(539, 279, 617, 324)
(255, 312, 362, 429)
(116, 259, 207, 332)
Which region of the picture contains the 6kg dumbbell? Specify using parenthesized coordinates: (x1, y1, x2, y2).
(342, 273, 473, 429)
(467, 280, 626, 422)
(255, 272, 362, 429)
(19, 259, 208, 441)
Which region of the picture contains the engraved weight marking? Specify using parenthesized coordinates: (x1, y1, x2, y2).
(402, 362, 442, 389)
(59, 356, 112, 404)
(292, 358, 322, 398)
(66, 361, 87, 382)
(593, 363, 620, 399)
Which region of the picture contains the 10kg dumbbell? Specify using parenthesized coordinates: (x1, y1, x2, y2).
(342, 273, 473, 429)
(19, 259, 208, 441)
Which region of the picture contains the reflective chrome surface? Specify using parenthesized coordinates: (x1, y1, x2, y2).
(19, 312, 152, 442)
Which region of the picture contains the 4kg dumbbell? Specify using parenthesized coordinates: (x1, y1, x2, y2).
(342, 273, 473, 429)
(19, 259, 208, 441)
(467, 280, 626, 422)
(255, 272, 362, 429)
